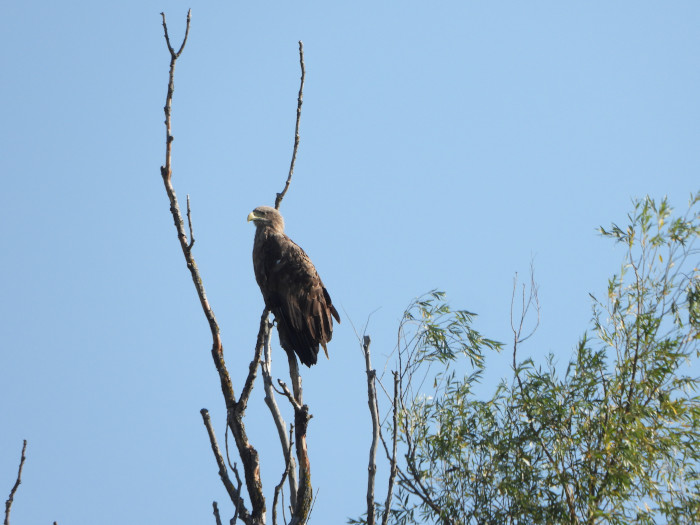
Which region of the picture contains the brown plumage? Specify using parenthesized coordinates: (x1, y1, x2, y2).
(247, 206, 340, 367)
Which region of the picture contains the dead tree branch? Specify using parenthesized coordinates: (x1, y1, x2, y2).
(272, 426, 295, 525)
(275, 41, 306, 210)
(201, 409, 251, 523)
(261, 322, 299, 508)
(363, 336, 379, 525)
(187, 194, 195, 250)
(4, 440, 27, 525)
(290, 403, 312, 524)
(232, 463, 244, 525)
(276, 380, 302, 412)
(159, 12, 266, 524)
(381, 372, 400, 525)
(274, 377, 313, 524)
(213, 501, 223, 525)
(509, 265, 540, 359)
(285, 348, 304, 404)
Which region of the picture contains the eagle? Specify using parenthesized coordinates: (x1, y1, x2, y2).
(247, 206, 340, 367)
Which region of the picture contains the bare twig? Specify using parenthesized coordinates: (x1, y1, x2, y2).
(275, 377, 314, 522)
(274, 376, 313, 523)
(275, 353, 313, 523)
(201, 410, 251, 523)
(388, 317, 457, 525)
(273, 426, 295, 525)
(306, 489, 320, 524)
(239, 310, 270, 411)
(232, 464, 244, 525)
(213, 501, 223, 525)
(363, 335, 379, 525)
(509, 270, 578, 523)
(511, 267, 541, 386)
(161, 10, 191, 59)
(160, 10, 192, 186)
(277, 380, 302, 412)
(187, 194, 195, 250)
(381, 372, 400, 525)
(510, 266, 540, 356)
(285, 348, 303, 404)
(275, 41, 306, 210)
(4, 440, 27, 525)
(261, 320, 299, 508)
(292, 402, 313, 524)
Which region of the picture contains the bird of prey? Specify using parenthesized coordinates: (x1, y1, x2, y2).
(247, 206, 340, 367)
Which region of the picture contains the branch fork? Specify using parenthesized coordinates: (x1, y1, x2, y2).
(159, 12, 310, 525)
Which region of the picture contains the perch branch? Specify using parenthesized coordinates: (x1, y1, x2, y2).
(275, 41, 306, 210)
(227, 320, 268, 525)
(4, 440, 27, 525)
(285, 348, 303, 404)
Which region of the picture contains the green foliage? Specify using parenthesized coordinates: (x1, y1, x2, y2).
(352, 194, 700, 525)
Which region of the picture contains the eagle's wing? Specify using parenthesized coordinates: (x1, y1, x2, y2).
(260, 233, 339, 366)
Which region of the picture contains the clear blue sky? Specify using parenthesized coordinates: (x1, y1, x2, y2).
(1, 2, 698, 524)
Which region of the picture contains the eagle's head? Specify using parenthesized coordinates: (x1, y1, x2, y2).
(247, 206, 285, 233)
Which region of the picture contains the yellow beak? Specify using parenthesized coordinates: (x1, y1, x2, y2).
(247, 212, 256, 222)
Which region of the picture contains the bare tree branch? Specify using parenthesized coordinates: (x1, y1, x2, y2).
(276, 380, 302, 412)
(275, 41, 306, 210)
(273, 426, 295, 525)
(363, 335, 379, 525)
(160, 10, 192, 187)
(201, 409, 251, 523)
(509, 270, 578, 524)
(290, 403, 312, 525)
(275, 377, 313, 524)
(159, 13, 266, 523)
(231, 463, 244, 525)
(381, 372, 400, 525)
(160, 18, 315, 524)
(261, 320, 299, 508)
(239, 311, 270, 411)
(510, 265, 540, 355)
(284, 348, 304, 404)
(187, 194, 195, 250)
(161, 10, 191, 59)
(4, 440, 27, 525)
(387, 321, 454, 525)
(213, 501, 223, 525)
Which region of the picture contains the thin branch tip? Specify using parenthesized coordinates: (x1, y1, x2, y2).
(4, 440, 28, 525)
(274, 40, 306, 210)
